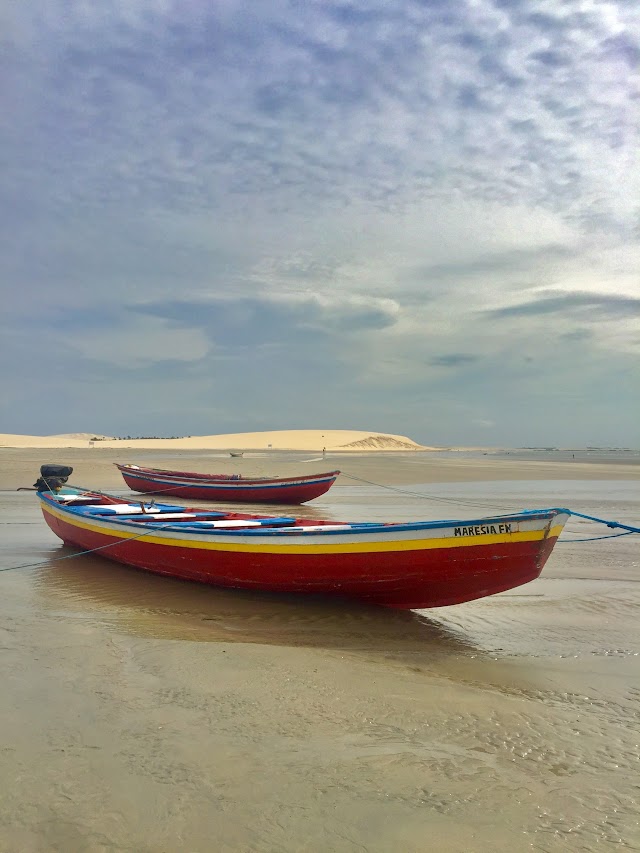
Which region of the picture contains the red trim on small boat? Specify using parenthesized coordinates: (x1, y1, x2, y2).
(116, 463, 340, 503)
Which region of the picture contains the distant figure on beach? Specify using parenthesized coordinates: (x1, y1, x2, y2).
(322, 447, 326, 458)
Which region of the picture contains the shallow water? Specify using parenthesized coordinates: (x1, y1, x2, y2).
(0, 469, 639, 852)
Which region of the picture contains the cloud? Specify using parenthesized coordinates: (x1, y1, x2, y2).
(414, 245, 576, 281)
(429, 354, 480, 367)
(486, 290, 640, 319)
(1, 0, 638, 444)
(3, 0, 638, 226)
(133, 292, 400, 348)
(9, 307, 211, 369)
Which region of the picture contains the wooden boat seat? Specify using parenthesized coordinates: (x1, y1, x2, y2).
(128, 512, 201, 520)
(280, 524, 353, 532)
(184, 517, 297, 529)
(53, 496, 104, 506)
(184, 519, 263, 528)
(82, 504, 165, 515)
(81, 504, 221, 518)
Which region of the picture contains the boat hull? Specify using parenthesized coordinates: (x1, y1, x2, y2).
(40, 496, 567, 609)
(117, 465, 340, 504)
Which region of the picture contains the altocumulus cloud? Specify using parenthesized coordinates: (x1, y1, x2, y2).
(2, 0, 637, 222)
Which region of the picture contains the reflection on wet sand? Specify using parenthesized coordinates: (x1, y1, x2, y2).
(34, 550, 479, 655)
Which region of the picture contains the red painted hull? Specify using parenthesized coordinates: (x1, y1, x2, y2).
(41, 499, 564, 609)
(117, 465, 340, 504)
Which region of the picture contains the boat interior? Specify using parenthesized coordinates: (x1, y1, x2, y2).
(46, 491, 361, 533)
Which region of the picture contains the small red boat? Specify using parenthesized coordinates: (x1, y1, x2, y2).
(116, 463, 340, 504)
(35, 466, 570, 610)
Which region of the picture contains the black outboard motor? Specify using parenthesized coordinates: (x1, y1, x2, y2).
(33, 464, 74, 492)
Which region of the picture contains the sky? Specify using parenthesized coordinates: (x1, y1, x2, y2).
(1, 0, 638, 447)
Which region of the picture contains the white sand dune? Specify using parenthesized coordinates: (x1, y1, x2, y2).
(49, 432, 115, 440)
(0, 433, 114, 448)
(0, 429, 434, 452)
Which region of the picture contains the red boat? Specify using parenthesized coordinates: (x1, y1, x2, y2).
(116, 463, 340, 504)
(35, 467, 570, 610)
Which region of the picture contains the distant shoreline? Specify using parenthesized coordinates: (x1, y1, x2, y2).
(0, 428, 435, 453)
(1, 430, 637, 456)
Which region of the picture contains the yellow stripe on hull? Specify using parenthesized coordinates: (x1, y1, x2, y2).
(43, 503, 562, 556)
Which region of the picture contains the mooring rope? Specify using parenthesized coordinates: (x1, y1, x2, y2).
(0, 521, 175, 574)
(564, 510, 640, 533)
(338, 472, 640, 542)
(557, 531, 635, 543)
(339, 472, 518, 512)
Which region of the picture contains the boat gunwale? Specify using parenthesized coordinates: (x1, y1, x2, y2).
(117, 463, 341, 488)
(40, 491, 571, 539)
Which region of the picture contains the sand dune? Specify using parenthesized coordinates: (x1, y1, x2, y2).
(0, 429, 433, 452)
(49, 432, 115, 441)
(0, 433, 102, 448)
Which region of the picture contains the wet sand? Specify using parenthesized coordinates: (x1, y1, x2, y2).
(1, 450, 639, 851)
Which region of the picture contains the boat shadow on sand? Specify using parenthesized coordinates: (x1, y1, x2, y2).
(33, 547, 482, 665)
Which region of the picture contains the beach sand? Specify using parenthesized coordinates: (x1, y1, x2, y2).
(1, 447, 639, 851)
